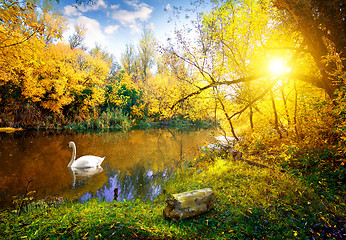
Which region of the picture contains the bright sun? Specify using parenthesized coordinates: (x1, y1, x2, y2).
(269, 59, 291, 75)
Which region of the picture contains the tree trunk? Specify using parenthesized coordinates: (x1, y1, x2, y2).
(218, 97, 239, 141)
(274, 0, 342, 98)
(281, 86, 290, 135)
(270, 90, 282, 138)
(293, 80, 301, 140)
(249, 105, 254, 130)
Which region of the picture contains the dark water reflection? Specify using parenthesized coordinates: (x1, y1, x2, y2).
(81, 164, 169, 203)
(0, 128, 213, 208)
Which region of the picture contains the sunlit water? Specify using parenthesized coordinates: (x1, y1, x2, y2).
(0, 128, 214, 209)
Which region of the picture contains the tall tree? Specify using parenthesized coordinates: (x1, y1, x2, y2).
(165, 0, 278, 136)
(121, 43, 137, 77)
(273, 0, 345, 98)
(68, 25, 86, 50)
(138, 26, 155, 82)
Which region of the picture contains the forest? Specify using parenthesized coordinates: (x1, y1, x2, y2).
(0, 0, 212, 130)
(0, 0, 345, 239)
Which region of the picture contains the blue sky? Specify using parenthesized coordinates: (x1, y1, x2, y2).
(56, 0, 193, 62)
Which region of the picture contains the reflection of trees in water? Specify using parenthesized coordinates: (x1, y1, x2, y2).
(116, 163, 170, 201)
(78, 129, 203, 204)
(81, 162, 172, 203)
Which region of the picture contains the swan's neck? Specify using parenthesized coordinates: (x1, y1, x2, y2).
(68, 143, 77, 167)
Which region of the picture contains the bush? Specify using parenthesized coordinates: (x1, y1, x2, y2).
(64, 109, 132, 131)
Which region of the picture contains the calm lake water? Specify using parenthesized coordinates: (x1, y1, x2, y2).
(0, 128, 214, 209)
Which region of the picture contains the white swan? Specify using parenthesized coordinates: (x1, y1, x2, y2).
(67, 141, 105, 168)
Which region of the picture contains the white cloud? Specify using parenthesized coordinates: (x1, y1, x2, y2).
(164, 4, 171, 11)
(62, 0, 115, 50)
(128, 24, 141, 34)
(105, 25, 120, 35)
(110, 4, 120, 9)
(79, 17, 106, 47)
(63, 15, 108, 49)
(63, 0, 107, 17)
(61, 0, 156, 58)
(77, 0, 107, 12)
(64, 5, 81, 17)
(111, 1, 153, 33)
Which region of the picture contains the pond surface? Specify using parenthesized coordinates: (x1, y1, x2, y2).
(0, 128, 214, 209)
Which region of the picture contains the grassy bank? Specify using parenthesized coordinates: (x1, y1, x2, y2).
(4, 111, 215, 132)
(1, 146, 345, 239)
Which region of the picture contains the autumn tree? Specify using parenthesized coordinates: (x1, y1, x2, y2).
(163, 0, 345, 144)
(69, 24, 86, 50)
(138, 26, 156, 82)
(0, 1, 112, 126)
(273, 0, 345, 98)
(265, 0, 346, 147)
(121, 43, 138, 79)
(0, 0, 65, 125)
(164, 0, 279, 138)
(102, 70, 145, 120)
(90, 44, 119, 75)
(144, 52, 212, 122)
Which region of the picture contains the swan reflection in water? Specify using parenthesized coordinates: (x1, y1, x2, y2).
(67, 141, 105, 188)
(69, 166, 103, 188)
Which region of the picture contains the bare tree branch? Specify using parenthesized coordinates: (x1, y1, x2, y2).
(229, 85, 273, 119)
(264, 46, 311, 53)
(170, 73, 265, 109)
(0, 31, 37, 49)
(171, 70, 326, 110)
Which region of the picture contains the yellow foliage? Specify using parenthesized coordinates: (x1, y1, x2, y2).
(0, 2, 111, 122)
(131, 103, 146, 119)
(142, 67, 213, 121)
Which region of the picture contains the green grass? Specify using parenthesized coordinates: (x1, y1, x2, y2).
(63, 110, 132, 131)
(1, 150, 345, 239)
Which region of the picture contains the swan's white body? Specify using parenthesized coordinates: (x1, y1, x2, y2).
(67, 141, 105, 168)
